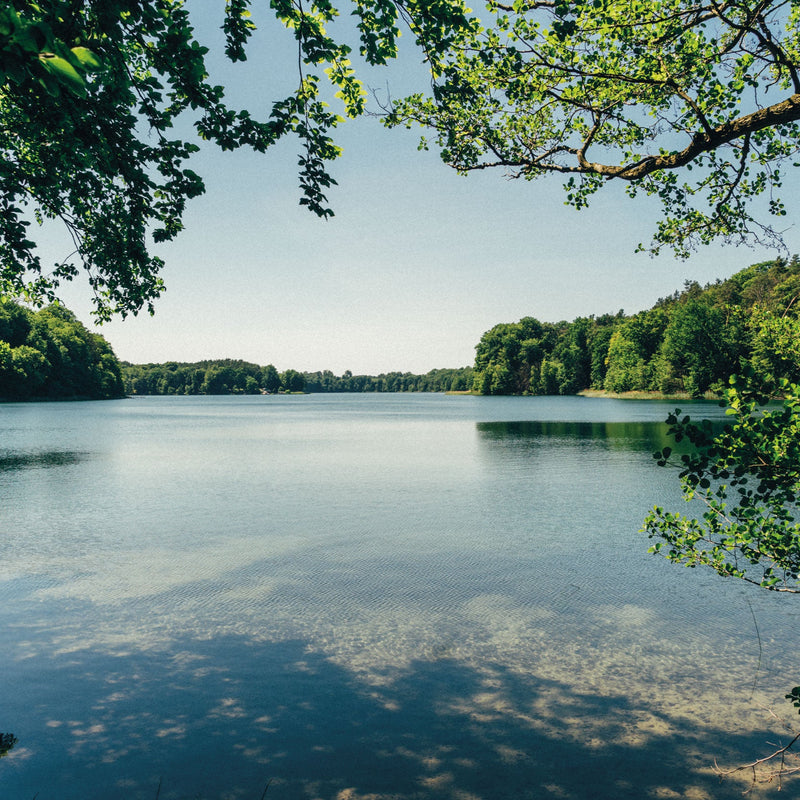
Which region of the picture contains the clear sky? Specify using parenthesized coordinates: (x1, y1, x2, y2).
(54, 4, 800, 375)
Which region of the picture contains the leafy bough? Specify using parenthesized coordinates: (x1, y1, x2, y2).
(0, 0, 475, 320)
(645, 374, 800, 592)
(643, 372, 800, 787)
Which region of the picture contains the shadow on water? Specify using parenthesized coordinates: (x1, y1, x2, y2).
(1, 634, 786, 800)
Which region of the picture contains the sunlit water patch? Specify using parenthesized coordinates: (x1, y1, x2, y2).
(0, 395, 796, 799)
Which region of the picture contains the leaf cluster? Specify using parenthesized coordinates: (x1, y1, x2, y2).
(386, 0, 800, 255)
(0, 5, 100, 96)
(644, 372, 800, 591)
(0, 0, 474, 319)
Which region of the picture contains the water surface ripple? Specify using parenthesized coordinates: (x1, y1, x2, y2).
(0, 394, 795, 800)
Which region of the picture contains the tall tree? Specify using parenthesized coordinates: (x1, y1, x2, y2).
(659, 298, 745, 395)
(603, 308, 668, 393)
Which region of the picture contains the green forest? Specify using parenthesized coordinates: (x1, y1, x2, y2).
(2, 256, 798, 401)
(0, 298, 124, 400)
(121, 361, 474, 396)
(472, 256, 800, 397)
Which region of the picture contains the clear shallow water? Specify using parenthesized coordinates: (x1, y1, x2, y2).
(0, 394, 797, 799)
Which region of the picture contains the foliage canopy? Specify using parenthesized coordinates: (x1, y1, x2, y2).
(5, 1, 800, 318)
(0, 296, 124, 399)
(471, 256, 800, 398)
(0, 0, 471, 319)
(386, 0, 800, 256)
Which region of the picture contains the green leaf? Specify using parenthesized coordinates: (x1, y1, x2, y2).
(38, 54, 85, 94)
(70, 47, 101, 71)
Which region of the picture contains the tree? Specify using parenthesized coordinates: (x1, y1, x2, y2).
(0, 297, 124, 399)
(604, 326, 650, 393)
(603, 308, 668, 392)
(549, 316, 591, 394)
(261, 364, 281, 393)
(386, 0, 800, 256)
(0, 296, 32, 346)
(0, 0, 472, 319)
(10, 3, 800, 323)
(659, 299, 745, 395)
(280, 368, 306, 392)
(749, 309, 800, 383)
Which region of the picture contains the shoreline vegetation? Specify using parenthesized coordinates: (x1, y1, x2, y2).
(446, 388, 717, 399)
(577, 388, 717, 401)
(116, 256, 800, 401)
(0, 299, 124, 402)
(469, 256, 800, 398)
(2, 257, 798, 402)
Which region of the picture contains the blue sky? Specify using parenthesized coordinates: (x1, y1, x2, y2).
(55, 4, 800, 374)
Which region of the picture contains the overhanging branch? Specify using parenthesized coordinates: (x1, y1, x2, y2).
(588, 94, 800, 180)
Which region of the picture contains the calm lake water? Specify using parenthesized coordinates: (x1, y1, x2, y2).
(1, 394, 798, 799)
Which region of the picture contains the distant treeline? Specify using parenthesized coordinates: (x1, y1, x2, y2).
(0, 299, 124, 400)
(472, 257, 800, 397)
(122, 361, 474, 395)
(303, 367, 473, 393)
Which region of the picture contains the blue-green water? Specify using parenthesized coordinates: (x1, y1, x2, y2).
(0, 394, 797, 799)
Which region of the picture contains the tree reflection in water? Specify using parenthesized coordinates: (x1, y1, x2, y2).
(0, 733, 17, 758)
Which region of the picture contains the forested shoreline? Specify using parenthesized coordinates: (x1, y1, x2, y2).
(2, 257, 798, 401)
(0, 299, 124, 400)
(471, 257, 800, 397)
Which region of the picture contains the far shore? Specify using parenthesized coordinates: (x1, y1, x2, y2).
(445, 389, 720, 400)
(578, 388, 720, 401)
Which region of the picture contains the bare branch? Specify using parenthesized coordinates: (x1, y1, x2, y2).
(714, 730, 800, 791)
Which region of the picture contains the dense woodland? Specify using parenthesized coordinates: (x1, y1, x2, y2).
(0, 299, 124, 400)
(2, 257, 798, 401)
(120, 258, 800, 398)
(472, 257, 800, 397)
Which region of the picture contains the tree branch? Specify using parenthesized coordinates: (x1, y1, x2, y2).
(606, 94, 800, 179)
(714, 729, 800, 791)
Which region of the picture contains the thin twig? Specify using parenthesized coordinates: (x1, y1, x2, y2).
(745, 594, 763, 701)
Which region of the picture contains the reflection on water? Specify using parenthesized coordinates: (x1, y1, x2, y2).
(479, 418, 666, 439)
(0, 450, 87, 471)
(476, 419, 674, 453)
(0, 395, 796, 800)
(0, 733, 17, 759)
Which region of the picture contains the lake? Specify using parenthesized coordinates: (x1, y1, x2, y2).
(1, 394, 797, 799)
